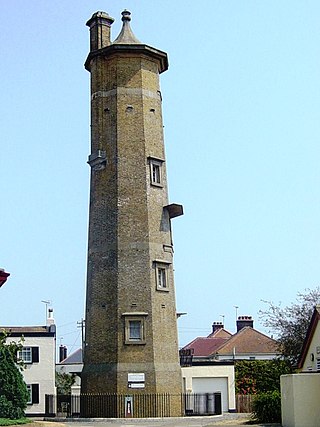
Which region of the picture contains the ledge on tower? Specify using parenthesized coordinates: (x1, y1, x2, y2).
(165, 204, 184, 219)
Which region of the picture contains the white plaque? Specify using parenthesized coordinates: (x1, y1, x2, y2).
(129, 383, 145, 389)
(128, 373, 145, 383)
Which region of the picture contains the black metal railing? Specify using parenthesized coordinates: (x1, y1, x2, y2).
(45, 392, 222, 418)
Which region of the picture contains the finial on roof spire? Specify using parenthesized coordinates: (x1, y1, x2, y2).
(121, 10, 131, 22)
(113, 10, 141, 44)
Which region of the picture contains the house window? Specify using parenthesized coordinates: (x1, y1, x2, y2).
(26, 385, 32, 404)
(123, 313, 147, 345)
(26, 384, 39, 405)
(18, 346, 39, 364)
(18, 347, 32, 363)
(316, 359, 320, 371)
(148, 157, 164, 187)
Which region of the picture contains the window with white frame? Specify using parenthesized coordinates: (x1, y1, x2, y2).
(157, 266, 167, 288)
(152, 163, 161, 184)
(149, 157, 164, 187)
(18, 346, 39, 364)
(154, 261, 170, 291)
(26, 384, 39, 405)
(26, 385, 32, 404)
(18, 347, 32, 363)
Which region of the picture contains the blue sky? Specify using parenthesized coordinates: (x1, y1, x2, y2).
(1, 1, 320, 352)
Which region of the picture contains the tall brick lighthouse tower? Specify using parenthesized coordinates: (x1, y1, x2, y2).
(82, 10, 183, 416)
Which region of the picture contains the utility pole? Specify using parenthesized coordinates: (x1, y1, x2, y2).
(77, 318, 85, 353)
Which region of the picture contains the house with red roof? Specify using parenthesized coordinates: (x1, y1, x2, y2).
(183, 316, 279, 361)
(181, 316, 279, 413)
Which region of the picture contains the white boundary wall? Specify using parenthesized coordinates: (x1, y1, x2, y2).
(281, 373, 320, 427)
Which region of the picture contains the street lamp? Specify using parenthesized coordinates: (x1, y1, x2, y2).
(0, 269, 10, 288)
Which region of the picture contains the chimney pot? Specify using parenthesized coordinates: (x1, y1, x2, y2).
(59, 345, 68, 362)
(212, 321, 224, 334)
(237, 315, 253, 332)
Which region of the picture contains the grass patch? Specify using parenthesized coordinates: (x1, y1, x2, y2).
(0, 418, 31, 426)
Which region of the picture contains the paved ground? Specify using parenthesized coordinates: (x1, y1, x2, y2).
(32, 414, 282, 427)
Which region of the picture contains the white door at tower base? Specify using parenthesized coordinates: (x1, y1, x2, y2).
(192, 377, 228, 412)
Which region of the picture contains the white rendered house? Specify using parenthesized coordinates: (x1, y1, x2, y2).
(2, 309, 56, 416)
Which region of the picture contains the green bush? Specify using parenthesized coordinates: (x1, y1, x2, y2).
(0, 396, 25, 420)
(0, 334, 29, 419)
(252, 390, 281, 423)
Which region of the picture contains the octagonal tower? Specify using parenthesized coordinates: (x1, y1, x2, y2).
(82, 10, 183, 416)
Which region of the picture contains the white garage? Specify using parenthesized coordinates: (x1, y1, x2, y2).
(181, 362, 236, 413)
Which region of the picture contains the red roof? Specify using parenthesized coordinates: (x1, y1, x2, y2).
(217, 327, 278, 355)
(184, 337, 230, 357)
(183, 327, 231, 357)
(183, 325, 278, 358)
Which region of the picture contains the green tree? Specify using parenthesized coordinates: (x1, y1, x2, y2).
(55, 372, 76, 395)
(235, 359, 291, 395)
(259, 287, 320, 366)
(0, 332, 29, 419)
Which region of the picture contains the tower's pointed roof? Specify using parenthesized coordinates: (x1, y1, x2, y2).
(85, 9, 168, 74)
(113, 10, 141, 44)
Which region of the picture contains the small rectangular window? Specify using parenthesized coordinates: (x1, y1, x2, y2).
(316, 359, 320, 371)
(152, 163, 161, 184)
(129, 320, 142, 341)
(123, 314, 147, 345)
(154, 261, 170, 292)
(157, 267, 167, 288)
(149, 157, 164, 187)
(26, 385, 32, 405)
(26, 384, 39, 405)
(18, 346, 39, 364)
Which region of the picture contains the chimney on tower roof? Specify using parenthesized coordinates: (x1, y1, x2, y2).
(86, 11, 114, 52)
